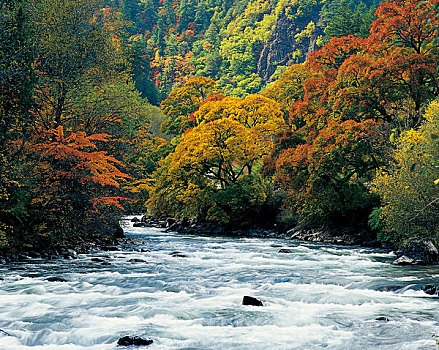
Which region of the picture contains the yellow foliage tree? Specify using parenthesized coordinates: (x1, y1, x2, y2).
(372, 100, 439, 242)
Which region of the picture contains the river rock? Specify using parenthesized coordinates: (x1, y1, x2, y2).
(133, 222, 146, 228)
(166, 218, 176, 227)
(392, 255, 422, 265)
(375, 316, 390, 322)
(171, 251, 187, 258)
(396, 238, 439, 265)
(101, 246, 119, 251)
(46, 277, 68, 282)
(242, 296, 263, 306)
(131, 217, 140, 222)
(117, 336, 153, 347)
(91, 257, 106, 263)
(377, 285, 403, 292)
(0, 328, 11, 337)
(128, 258, 146, 263)
(278, 249, 293, 253)
(423, 284, 439, 296)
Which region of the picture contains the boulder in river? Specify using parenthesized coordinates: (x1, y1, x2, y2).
(375, 316, 390, 322)
(131, 217, 140, 222)
(376, 285, 403, 292)
(394, 238, 439, 265)
(128, 258, 146, 263)
(170, 251, 187, 258)
(423, 284, 439, 296)
(0, 329, 11, 337)
(117, 336, 153, 347)
(278, 249, 293, 253)
(392, 255, 422, 265)
(46, 277, 68, 282)
(242, 296, 263, 306)
(133, 222, 146, 228)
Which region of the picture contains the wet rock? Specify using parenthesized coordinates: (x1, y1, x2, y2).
(101, 262, 112, 266)
(133, 222, 146, 228)
(131, 217, 140, 222)
(46, 277, 68, 282)
(376, 285, 403, 292)
(278, 249, 293, 253)
(128, 258, 146, 263)
(242, 296, 263, 306)
(171, 251, 187, 258)
(397, 238, 439, 265)
(63, 249, 77, 259)
(423, 284, 439, 296)
(392, 255, 422, 265)
(375, 316, 390, 322)
(0, 328, 11, 337)
(101, 246, 119, 251)
(166, 218, 176, 227)
(117, 336, 153, 347)
(91, 258, 106, 263)
(139, 249, 150, 253)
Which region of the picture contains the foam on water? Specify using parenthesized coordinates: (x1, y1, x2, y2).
(0, 220, 439, 349)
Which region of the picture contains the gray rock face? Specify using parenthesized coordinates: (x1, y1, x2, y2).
(392, 255, 420, 265)
(395, 238, 439, 265)
(257, 3, 322, 83)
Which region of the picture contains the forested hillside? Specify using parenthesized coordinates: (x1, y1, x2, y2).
(1, 0, 439, 257)
(114, 0, 380, 101)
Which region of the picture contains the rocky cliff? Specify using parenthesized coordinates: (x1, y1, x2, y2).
(257, 2, 323, 83)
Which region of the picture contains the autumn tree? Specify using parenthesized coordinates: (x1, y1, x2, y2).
(148, 94, 286, 225)
(25, 126, 131, 245)
(160, 76, 221, 134)
(372, 101, 439, 243)
(273, 120, 390, 225)
(0, 0, 35, 248)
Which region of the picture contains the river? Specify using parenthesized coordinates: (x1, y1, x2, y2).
(1, 217, 439, 349)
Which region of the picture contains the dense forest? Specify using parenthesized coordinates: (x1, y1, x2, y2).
(1, 0, 439, 255)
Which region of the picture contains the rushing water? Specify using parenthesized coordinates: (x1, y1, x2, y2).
(1, 218, 439, 349)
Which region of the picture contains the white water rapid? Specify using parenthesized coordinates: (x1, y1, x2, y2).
(1, 217, 439, 349)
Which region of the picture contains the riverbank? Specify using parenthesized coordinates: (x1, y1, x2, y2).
(136, 215, 439, 266)
(137, 215, 382, 246)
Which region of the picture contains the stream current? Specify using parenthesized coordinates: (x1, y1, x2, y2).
(1, 217, 439, 349)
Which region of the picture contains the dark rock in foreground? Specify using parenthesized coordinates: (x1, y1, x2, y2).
(242, 296, 263, 306)
(375, 316, 390, 322)
(46, 277, 68, 282)
(423, 284, 439, 296)
(117, 336, 153, 347)
(278, 249, 293, 253)
(0, 328, 11, 337)
(170, 251, 187, 258)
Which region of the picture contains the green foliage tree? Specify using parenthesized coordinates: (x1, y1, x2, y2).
(372, 101, 439, 243)
(0, 0, 35, 248)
